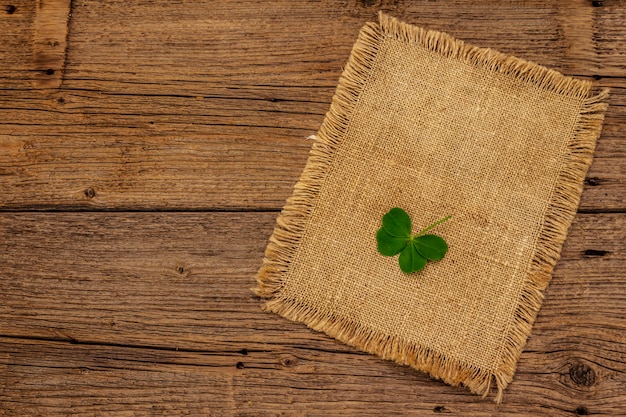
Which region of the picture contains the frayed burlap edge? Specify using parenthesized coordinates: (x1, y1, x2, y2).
(253, 12, 609, 403)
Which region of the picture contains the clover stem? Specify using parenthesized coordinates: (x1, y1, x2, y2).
(413, 215, 451, 238)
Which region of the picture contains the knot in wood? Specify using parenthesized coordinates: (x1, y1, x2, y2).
(569, 363, 596, 387)
(84, 187, 96, 199)
(280, 355, 297, 368)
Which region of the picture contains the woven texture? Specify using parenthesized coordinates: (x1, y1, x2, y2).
(254, 13, 608, 401)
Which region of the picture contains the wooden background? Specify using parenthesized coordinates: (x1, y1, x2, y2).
(1, 0, 625, 415)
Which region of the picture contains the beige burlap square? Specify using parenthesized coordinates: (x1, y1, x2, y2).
(254, 13, 608, 401)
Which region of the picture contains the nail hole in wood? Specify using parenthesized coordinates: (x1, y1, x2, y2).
(236, 362, 245, 369)
(176, 266, 185, 274)
(592, 0, 603, 7)
(5, 4, 16, 14)
(57, 97, 65, 104)
(239, 349, 248, 355)
(592, 74, 602, 80)
(585, 177, 601, 186)
(583, 249, 608, 257)
(576, 405, 590, 415)
(433, 405, 446, 412)
(45, 68, 55, 76)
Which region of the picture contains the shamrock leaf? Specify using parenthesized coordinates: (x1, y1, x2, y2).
(399, 242, 427, 273)
(413, 234, 448, 261)
(382, 207, 411, 237)
(376, 208, 413, 256)
(376, 228, 409, 256)
(376, 208, 450, 274)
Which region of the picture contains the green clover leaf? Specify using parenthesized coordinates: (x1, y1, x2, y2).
(376, 228, 409, 256)
(382, 207, 412, 237)
(399, 241, 427, 273)
(376, 207, 450, 274)
(413, 234, 448, 261)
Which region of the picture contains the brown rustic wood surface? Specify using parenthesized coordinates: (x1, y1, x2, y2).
(0, 0, 624, 416)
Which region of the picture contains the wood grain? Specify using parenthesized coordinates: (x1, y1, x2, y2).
(1, 0, 625, 211)
(0, 212, 624, 415)
(1, 0, 625, 414)
(4, 0, 626, 86)
(0, 1, 36, 87)
(0, 335, 623, 417)
(32, 0, 71, 88)
(61, 0, 626, 87)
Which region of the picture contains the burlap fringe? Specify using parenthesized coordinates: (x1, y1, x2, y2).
(377, 13, 593, 99)
(253, 12, 609, 403)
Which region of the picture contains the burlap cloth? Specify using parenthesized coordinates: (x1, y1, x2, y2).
(254, 13, 608, 401)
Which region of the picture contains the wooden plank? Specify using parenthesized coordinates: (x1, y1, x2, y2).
(0, 336, 624, 417)
(0, 82, 623, 211)
(60, 0, 626, 91)
(0, 212, 624, 414)
(2, 0, 625, 88)
(1, 212, 624, 347)
(32, 0, 72, 88)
